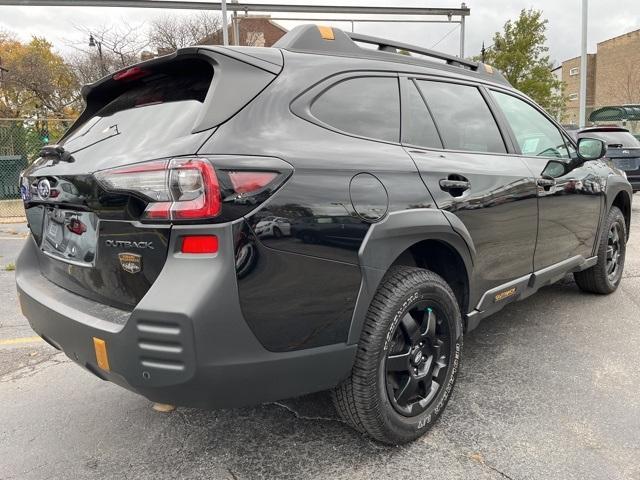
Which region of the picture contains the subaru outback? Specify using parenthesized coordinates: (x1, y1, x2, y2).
(16, 25, 632, 445)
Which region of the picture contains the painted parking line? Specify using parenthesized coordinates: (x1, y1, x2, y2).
(0, 236, 27, 240)
(0, 336, 43, 346)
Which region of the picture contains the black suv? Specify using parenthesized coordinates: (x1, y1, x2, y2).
(16, 25, 632, 444)
(576, 126, 640, 192)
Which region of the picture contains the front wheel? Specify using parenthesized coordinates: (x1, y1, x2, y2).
(332, 266, 463, 444)
(574, 206, 627, 294)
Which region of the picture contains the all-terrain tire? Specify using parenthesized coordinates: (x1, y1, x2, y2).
(574, 206, 626, 294)
(331, 266, 463, 445)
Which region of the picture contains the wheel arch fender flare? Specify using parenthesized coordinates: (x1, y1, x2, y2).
(605, 175, 633, 239)
(347, 209, 475, 344)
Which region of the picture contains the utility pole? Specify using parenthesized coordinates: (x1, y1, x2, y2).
(220, 0, 229, 46)
(459, 2, 466, 58)
(579, 0, 588, 128)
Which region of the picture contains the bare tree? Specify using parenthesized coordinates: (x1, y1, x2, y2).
(149, 12, 221, 52)
(66, 20, 148, 84)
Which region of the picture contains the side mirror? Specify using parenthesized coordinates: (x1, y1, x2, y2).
(541, 160, 569, 178)
(577, 137, 606, 161)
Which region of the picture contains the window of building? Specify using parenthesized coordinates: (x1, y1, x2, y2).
(569, 67, 579, 76)
(568, 93, 578, 101)
(416, 80, 506, 153)
(401, 80, 443, 149)
(491, 90, 571, 159)
(311, 76, 400, 143)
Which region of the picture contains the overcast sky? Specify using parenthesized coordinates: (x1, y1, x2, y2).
(1, 0, 639, 65)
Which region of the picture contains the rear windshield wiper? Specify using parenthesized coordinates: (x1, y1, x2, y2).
(39, 144, 75, 164)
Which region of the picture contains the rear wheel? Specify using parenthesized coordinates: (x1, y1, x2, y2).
(574, 206, 627, 294)
(332, 266, 462, 444)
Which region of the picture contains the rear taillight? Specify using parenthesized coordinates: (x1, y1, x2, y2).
(228, 171, 278, 194)
(95, 157, 288, 223)
(95, 157, 220, 221)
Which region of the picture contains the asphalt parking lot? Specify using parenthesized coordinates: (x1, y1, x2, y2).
(1, 196, 639, 480)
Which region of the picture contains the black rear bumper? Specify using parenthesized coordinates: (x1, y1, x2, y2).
(16, 223, 356, 408)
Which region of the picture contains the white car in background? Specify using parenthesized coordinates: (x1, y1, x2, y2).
(254, 216, 291, 238)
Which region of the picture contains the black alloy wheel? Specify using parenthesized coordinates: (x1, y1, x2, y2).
(385, 303, 451, 417)
(606, 222, 622, 282)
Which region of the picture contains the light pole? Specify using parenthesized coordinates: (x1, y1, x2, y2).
(220, 0, 229, 46)
(579, 0, 588, 128)
(89, 34, 107, 77)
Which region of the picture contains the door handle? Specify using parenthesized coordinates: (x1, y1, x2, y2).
(537, 177, 556, 190)
(439, 179, 471, 196)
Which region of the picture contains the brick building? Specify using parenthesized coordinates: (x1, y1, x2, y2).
(201, 16, 287, 47)
(561, 54, 596, 125)
(560, 29, 640, 126)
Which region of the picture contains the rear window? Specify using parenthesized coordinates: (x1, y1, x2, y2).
(64, 60, 213, 152)
(311, 76, 400, 143)
(580, 130, 640, 148)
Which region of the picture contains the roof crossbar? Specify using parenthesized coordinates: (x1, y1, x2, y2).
(346, 31, 478, 70)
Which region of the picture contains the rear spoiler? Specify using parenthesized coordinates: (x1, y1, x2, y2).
(62, 46, 283, 141)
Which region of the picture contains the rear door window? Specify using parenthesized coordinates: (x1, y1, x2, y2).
(311, 76, 400, 142)
(416, 80, 506, 153)
(402, 80, 443, 149)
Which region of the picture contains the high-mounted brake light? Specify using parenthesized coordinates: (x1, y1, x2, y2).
(113, 66, 149, 82)
(95, 158, 221, 221)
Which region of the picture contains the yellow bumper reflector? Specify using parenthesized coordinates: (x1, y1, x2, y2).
(317, 26, 335, 40)
(93, 337, 110, 371)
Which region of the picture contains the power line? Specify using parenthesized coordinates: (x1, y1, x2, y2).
(431, 24, 458, 49)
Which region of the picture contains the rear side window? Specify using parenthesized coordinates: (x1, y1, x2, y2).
(416, 80, 506, 153)
(311, 76, 400, 142)
(402, 80, 443, 149)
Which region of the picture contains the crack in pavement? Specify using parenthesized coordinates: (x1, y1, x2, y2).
(0, 353, 68, 383)
(267, 401, 345, 424)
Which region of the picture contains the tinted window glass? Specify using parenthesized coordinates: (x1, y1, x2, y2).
(64, 60, 214, 153)
(402, 80, 443, 149)
(416, 80, 506, 153)
(491, 91, 570, 159)
(311, 77, 400, 142)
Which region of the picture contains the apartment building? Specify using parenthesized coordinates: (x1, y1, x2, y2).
(559, 28, 640, 126)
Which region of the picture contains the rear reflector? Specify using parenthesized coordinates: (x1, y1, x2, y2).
(92, 337, 110, 371)
(181, 235, 218, 254)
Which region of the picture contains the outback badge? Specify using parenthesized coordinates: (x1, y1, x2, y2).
(118, 252, 142, 274)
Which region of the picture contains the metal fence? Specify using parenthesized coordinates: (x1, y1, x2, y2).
(0, 118, 75, 219)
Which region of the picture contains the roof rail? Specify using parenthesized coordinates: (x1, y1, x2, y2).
(273, 25, 508, 84)
(346, 31, 478, 70)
